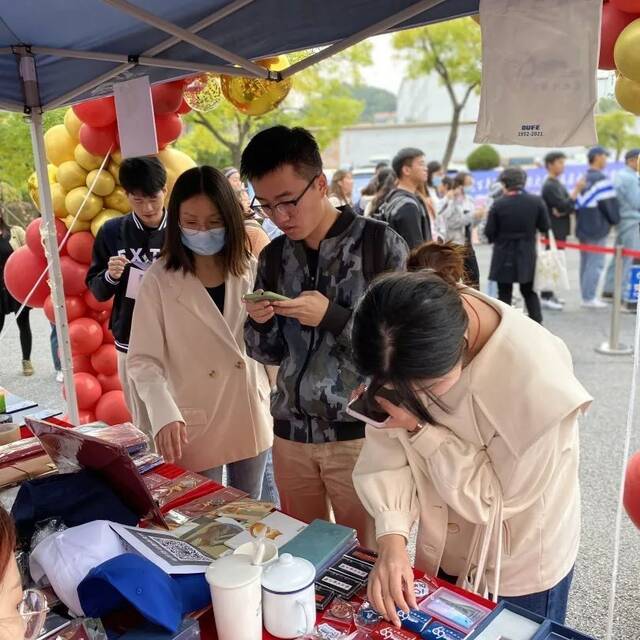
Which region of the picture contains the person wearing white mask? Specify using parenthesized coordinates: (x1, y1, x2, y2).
(127, 166, 273, 499)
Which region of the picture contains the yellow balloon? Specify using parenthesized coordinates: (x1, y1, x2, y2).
(62, 215, 92, 234)
(183, 74, 222, 112)
(44, 124, 76, 165)
(616, 75, 640, 115)
(105, 186, 130, 213)
(221, 55, 292, 116)
(57, 161, 88, 192)
(91, 209, 122, 237)
(65, 187, 104, 221)
(86, 169, 116, 197)
(615, 19, 640, 84)
(74, 144, 104, 171)
(158, 147, 197, 175)
(108, 160, 121, 185)
(51, 184, 69, 218)
(64, 108, 83, 140)
(110, 150, 123, 165)
(47, 164, 58, 184)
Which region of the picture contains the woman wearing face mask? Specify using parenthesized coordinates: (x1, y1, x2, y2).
(127, 166, 273, 499)
(351, 243, 591, 627)
(426, 161, 446, 205)
(0, 508, 48, 640)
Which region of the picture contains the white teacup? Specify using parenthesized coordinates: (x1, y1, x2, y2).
(233, 540, 279, 567)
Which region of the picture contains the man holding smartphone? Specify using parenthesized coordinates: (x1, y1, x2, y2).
(241, 126, 408, 548)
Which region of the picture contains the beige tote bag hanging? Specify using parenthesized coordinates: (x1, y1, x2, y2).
(475, 0, 601, 147)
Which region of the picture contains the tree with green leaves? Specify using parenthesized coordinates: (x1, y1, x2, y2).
(467, 144, 500, 171)
(393, 18, 481, 169)
(596, 110, 640, 161)
(178, 43, 373, 168)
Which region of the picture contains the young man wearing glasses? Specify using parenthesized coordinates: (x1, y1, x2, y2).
(241, 126, 408, 547)
(86, 156, 167, 427)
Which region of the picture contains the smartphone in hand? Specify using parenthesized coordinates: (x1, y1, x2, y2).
(346, 386, 400, 428)
(243, 290, 291, 303)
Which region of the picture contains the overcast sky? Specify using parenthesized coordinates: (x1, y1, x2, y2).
(360, 34, 408, 95)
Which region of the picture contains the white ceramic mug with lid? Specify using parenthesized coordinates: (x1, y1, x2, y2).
(206, 554, 263, 640)
(261, 553, 316, 639)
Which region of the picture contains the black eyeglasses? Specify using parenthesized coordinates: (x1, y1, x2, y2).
(250, 174, 319, 219)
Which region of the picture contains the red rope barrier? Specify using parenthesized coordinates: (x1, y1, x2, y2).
(539, 237, 640, 259)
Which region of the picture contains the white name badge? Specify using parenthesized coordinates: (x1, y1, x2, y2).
(125, 266, 146, 300)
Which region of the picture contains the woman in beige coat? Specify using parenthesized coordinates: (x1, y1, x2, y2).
(127, 166, 273, 499)
(350, 243, 591, 627)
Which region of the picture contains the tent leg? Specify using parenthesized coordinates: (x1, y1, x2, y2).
(28, 111, 79, 424)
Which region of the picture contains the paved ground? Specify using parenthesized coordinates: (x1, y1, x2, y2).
(1, 244, 639, 638)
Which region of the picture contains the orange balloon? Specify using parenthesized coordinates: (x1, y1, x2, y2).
(84, 289, 113, 313)
(91, 344, 118, 376)
(624, 451, 640, 529)
(97, 372, 122, 392)
(3, 247, 49, 308)
(66, 232, 94, 265)
(43, 295, 87, 324)
(72, 354, 94, 375)
(25, 218, 67, 260)
(68, 317, 103, 356)
(60, 256, 88, 296)
(67, 372, 102, 410)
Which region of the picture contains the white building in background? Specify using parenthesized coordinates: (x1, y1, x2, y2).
(337, 72, 618, 169)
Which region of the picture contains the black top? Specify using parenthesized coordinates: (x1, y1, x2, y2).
(206, 282, 225, 314)
(387, 189, 431, 250)
(542, 176, 574, 240)
(0, 228, 19, 316)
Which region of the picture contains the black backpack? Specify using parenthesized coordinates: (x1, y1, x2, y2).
(264, 218, 388, 292)
(370, 189, 420, 224)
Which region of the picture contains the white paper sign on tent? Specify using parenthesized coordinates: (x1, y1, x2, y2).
(475, 0, 600, 147)
(113, 76, 158, 159)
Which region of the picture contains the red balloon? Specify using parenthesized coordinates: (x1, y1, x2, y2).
(88, 309, 110, 324)
(79, 122, 119, 156)
(95, 390, 131, 425)
(611, 0, 640, 13)
(68, 372, 102, 410)
(72, 354, 94, 374)
(43, 294, 87, 324)
(72, 97, 116, 128)
(155, 113, 182, 148)
(102, 320, 114, 344)
(66, 232, 94, 265)
(84, 289, 112, 313)
(176, 98, 192, 114)
(25, 218, 67, 259)
(152, 80, 184, 114)
(60, 256, 88, 296)
(97, 372, 122, 392)
(3, 247, 49, 308)
(91, 343, 118, 376)
(600, 3, 639, 69)
(624, 451, 640, 529)
(68, 317, 103, 356)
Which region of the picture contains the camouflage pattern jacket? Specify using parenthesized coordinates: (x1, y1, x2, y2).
(244, 207, 408, 444)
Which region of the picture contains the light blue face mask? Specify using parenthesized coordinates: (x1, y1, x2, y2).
(432, 175, 443, 187)
(180, 226, 226, 256)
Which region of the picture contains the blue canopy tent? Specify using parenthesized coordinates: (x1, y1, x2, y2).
(0, 0, 478, 421)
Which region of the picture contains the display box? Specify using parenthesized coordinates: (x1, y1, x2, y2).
(533, 621, 596, 640)
(466, 601, 546, 639)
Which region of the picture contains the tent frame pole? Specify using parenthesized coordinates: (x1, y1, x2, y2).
(281, 0, 446, 78)
(42, 0, 256, 111)
(101, 0, 269, 78)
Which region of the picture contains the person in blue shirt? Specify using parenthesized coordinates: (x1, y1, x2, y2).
(602, 148, 640, 307)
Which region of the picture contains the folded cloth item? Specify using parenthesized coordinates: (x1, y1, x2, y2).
(30, 520, 128, 616)
(78, 554, 210, 633)
(11, 470, 138, 545)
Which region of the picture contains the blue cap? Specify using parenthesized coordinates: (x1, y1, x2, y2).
(588, 146, 610, 162)
(77, 554, 210, 633)
(625, 148, 640, 161)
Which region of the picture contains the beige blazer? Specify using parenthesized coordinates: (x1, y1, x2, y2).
(353, 289, 592, 597)
(127, 257, 273, 472)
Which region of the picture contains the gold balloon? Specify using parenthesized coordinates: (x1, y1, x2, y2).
(51, 184, 69, 218)
(615, 19, 640, 83)
(65, 187, 104, 221)
(91, 209, 122, 237)
(44, 124, 76, 165)
(107, 160, 121, 185)
(74, 144, 104, 171)
(64, 108, 83, 140)
(86, 169, 116, 197)
(105, 186, 130, 213)
(183, 74, 222, 112)
(158, 147, 197, 200)
(57, 161, 88, 192)
(221, 55, 292, 117)
(616, 75, 640, 115)
(110, 150, 123, 165)
(62, 215, 92, 234)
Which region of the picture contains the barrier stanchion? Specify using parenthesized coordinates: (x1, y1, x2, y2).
(596, 245, 633, 356)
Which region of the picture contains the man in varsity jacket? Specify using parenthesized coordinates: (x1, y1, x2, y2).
(86, 156, 167, 421)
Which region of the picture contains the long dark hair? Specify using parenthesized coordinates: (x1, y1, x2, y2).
(163, 166, 250, 277)
(352, 244, 468, 424)
(370, 167, 397, 212)
(427, 161, 442, 188)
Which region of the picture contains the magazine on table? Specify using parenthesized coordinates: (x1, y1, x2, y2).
(225, 510, 307, 550)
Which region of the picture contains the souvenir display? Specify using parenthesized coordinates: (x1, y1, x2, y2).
(420, 588, 491, 633)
